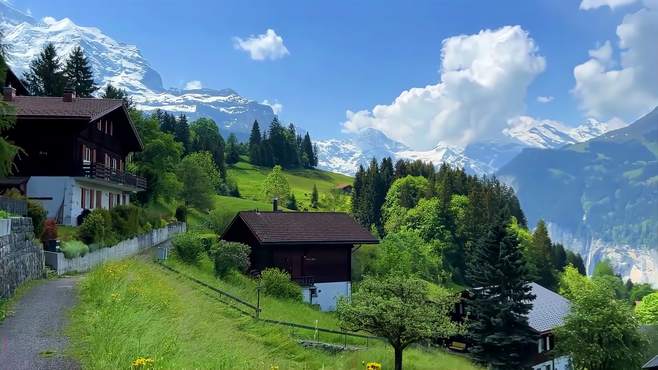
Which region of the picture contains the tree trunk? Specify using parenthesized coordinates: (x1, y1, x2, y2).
(394, 346, 403, 370)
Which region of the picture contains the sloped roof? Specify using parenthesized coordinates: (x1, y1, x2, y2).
(527, 282, 571, 333)
(230, 211, 378, 245)
(9, 96, 124, 120)
(644, 355, 658, 369)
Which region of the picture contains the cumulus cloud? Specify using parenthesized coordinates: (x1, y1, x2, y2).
(580, 0, 638, 9)
(342, 26, 545, 150)
(233, 29, 289, 61)
(573, 2, 658, 121)
(537, 96, 554, 103)
(262, 99, 283, 115)
(184, 80, 202, 90)
(42, 16, 57, 25)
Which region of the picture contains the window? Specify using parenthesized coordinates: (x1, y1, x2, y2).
(82, 144, 92, 164)
(96, 190, 102, 209)
(105, 153, 111, 168)
(111, 158, 118, 171)
(109, 192, 114, 208)
(109, 121, 113, 136)
(81, 187, 86, 208)
(89, 188, 95, 209)
(122, 194, 127, 205)
(538, 337, 544, 353)
(97, 121, 102, 131)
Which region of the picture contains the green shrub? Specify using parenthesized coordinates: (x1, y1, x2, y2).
(139, 208, 162, 232)
(204, 209, 234, 235)
(175, 205, 187, 222)
(110, 205, 141, 239)
(259, 268, 301, 300)
(211, 241, 250, 277)
(198, 233, 218, 253)
(78, 209, 114, 246)
(27, 200, 47, 238)
(60, 240, 89, 259)
(172, 232, 204, 263)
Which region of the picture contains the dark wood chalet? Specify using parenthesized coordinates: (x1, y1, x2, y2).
(1, 72, 146, 225)
(222, 208, 378, 310)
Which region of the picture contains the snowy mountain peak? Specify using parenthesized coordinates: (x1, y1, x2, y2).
(0, 5, 275, 136)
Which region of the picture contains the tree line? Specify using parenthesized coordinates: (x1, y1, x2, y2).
(248, 119, 318, 169)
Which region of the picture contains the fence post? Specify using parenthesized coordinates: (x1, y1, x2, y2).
(255, 283, 261, 319)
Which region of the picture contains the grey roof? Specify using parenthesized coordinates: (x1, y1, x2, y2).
(526, 282, 571, 333)
(644, 355, 658, 369)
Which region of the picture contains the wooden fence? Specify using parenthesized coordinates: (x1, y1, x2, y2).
(0, 196, 27, 216)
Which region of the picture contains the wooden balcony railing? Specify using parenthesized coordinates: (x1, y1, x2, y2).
(80, 162, 147, 190)
(292, 275, 315, 287)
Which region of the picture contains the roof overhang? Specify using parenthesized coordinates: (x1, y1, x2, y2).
(74, 177, 142, 192)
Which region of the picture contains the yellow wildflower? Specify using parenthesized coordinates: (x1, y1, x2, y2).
(366, 362, 382, 370)
(131, 356, 154, 369)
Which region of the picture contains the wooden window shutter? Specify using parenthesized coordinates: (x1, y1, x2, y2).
(96, 191, 102, 209)
(81, 187, 86, 208)
(89, 188, 94, 209)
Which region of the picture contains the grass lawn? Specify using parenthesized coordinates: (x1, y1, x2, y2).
(228, 160, 353, 209)
(68, 258, 480, 370)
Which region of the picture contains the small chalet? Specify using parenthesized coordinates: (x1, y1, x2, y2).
(335, 183, 353, 194)
(2, 68, 145, 225)
(222, 205, 378, 311)
(450, 282, 572, 370)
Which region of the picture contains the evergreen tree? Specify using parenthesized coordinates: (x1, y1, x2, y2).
(174, 114, 190, 153)
(0, 39, 18, 177)
(248, 120, 262, 165)
(466, 217, 536, 369)
(301, 132, 315, 168)
(158, 111, 177, 134)
(63, 45, 97, 97)
(551, 243, 568, 272)
(286, 193, 298, 210)
(102, 83, 133, 109)
(23, 43, 65, 96)
(268, 117, 287, 166)
(529, 220, 557, 290)
(225, 133, 241, 164)
(566, 250, 587, 275)
(310, 184, 319, 208)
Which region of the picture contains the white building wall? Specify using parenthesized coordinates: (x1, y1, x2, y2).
(301, 281, 351, 311)
(533, 355, 571, 370)
(26, 176, 132, 226)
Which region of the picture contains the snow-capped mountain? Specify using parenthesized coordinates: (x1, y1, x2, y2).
(0, 2, 274, 135)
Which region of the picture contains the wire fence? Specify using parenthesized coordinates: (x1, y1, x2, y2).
(157, 262, 382, 348)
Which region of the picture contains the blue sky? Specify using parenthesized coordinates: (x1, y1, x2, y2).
(8, 0, 657, 143)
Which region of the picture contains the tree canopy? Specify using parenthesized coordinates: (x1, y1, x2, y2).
(262, 165, 291, 203)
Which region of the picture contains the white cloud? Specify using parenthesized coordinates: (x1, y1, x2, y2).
(342, 25, 546, 150)
(184, 80, 203, 90)
(233, 29, 289, 61)
(572, 2, 658, 121)
(580, 0, 638, 10)
(537, 96, 554, 103)
(41, 16, 57, 25)
(262, 99, 283, 115)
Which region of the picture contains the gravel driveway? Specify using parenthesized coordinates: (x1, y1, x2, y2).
(0, 276, 81, 370)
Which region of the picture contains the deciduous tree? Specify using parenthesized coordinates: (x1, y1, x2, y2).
(262, 165, 290, 203)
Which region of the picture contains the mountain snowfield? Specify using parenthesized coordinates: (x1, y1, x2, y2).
(316, 116, 623, 176)
(0, 3, 275, 136)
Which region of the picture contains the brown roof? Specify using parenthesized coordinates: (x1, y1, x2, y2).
(9, 96, 124, 120)
(230, 211, 378, 245)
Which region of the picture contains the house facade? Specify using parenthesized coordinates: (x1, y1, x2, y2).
(2, 79, 145, 225)
(222, 208, 378, 311)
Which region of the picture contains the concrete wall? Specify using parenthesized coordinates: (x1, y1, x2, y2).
(301, 281, 351, 311)
(0, 217, 44, 298)
(45, 222, 186, 275)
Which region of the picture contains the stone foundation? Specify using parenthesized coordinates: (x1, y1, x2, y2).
(0, 217, 45, 298)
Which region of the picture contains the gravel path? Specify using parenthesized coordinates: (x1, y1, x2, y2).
(0, 277, 81, 370)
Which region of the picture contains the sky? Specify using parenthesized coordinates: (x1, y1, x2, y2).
(6, 0, 658, 146)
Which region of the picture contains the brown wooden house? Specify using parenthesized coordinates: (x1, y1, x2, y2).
(2, 70, 145, 225)
(222, 208, 378, 310)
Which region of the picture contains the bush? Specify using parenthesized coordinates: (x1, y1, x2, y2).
(211, 241, 250, 277)
(78, 209, 114, 246)
(139, 208, 162, 231)
(259, 268, 301, 300)
(60, 240, 89, 259)
(41, 218, 58, 243)
(110, 204, 142, 239)
(204, 209, 234, 235)
(172, 232, 204, 263)
(198, 233, 218, 253)
(175, 205, 187, 223)
(27, 200, 47, 238)
(76, 209, 91, 226)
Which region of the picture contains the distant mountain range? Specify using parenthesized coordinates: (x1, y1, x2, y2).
(498, 107, 658, 286)
(316, 117, 623, 176)
(0, 3, 275, 137)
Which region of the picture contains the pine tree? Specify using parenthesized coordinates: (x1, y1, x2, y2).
(529, 220, 557, 290)
(225, 133, 241, 164)
(23, 43, 65, 96)
(566, 250, 587, 275)
(174, 114, 190, 153)
(311, 184, 319, 208)
(466, 216, 537, 369)
(286, 193, 298, 210)
(248, 120, 262, 165)
(63, 45, 97, 97)
(159, 111, 177, 134)
(551, 243, 568, 272)
(301, 132, 315, 168)
(102, 83, 133, 108)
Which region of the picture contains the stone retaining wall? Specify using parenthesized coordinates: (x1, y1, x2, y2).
(45, 222, 186, 275)
(0, 217, 45, 298)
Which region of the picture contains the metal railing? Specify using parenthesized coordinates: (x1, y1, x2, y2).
(80, 162, 147, 190)
(0, 196, 27, 216)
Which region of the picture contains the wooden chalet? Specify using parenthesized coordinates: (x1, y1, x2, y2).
(2, 68, 146, 225)
(222, 204, 378, 311)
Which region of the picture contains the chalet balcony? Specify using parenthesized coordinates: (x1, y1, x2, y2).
(292, 275, 315, 287)
(79, 162, 147, 191)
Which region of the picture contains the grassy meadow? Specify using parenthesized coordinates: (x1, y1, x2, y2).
(68, 257, 480, 370)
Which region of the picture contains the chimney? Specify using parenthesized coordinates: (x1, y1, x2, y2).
(272, 198, 278, 212)
(3, 86, 15, 102)
(63, 89, 75, 102)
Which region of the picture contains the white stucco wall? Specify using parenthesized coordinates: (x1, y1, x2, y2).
(302, 281, 351, 311)
(533, 355, 571, 370)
